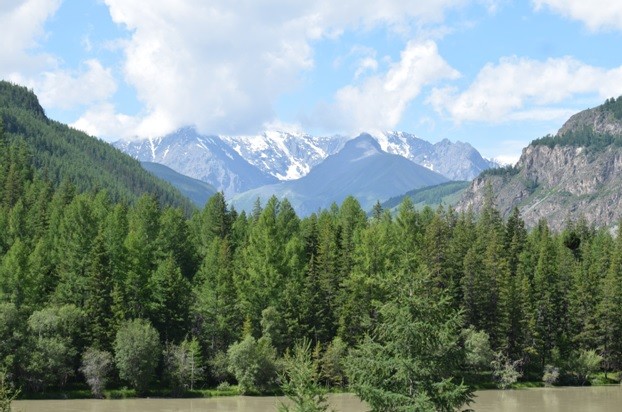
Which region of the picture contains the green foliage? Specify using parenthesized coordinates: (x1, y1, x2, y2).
(479, 164, 519, 178)
(80, 347, 113, 398)
(0, 368, 19, 412)
(531, 128, 621, 151)
(278, 339, 331, 412)
(227, 335, 278, 394)
(345, 269, 473, 412)
(602, 96, 622, 120)
(114, 319, 160, 394)
(565, 349, 603, 385)
(463, 327, 495, 371)
(320, 337, 348, 388)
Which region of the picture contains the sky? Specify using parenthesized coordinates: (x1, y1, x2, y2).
(2, 0, 622, 164)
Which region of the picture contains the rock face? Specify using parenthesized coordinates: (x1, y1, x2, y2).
(558, 105, 622, 136)
(457, 98, 622, 230)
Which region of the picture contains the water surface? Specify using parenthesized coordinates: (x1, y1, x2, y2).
(13, 386, 622, 411)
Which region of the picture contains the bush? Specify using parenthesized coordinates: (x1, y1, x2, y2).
(542, 365, 560, 387)
(566, 349, 603, 385)
(463, 327, 494, 371)
(0, 369, 19, 412)
(227, 335, 278, 394)
(114, 319, 160, 395)
(209, 350, 233, 383)
(80, 347, 113, 398)
(491, 352, 522, 389)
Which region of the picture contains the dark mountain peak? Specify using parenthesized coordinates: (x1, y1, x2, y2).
(0, 81, 46, 118)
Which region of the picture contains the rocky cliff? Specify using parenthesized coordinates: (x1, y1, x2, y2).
(457, 97, 622, 230)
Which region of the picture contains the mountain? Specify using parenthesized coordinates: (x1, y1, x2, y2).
(141, 161, 216, 207)
(373, 131, 499, 180)
(457, 96, 622, 230)
(381, 181, 470, 211)
(114, 127, 278, 197)
(231, 133, 449, 216)
(220, 131, 350, 180)
(0, 81, 193, 211)
(222, 130, 497, 182)
(116, 129, 496, 194)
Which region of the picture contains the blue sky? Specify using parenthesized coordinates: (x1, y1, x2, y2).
(2, 0, 622, 164)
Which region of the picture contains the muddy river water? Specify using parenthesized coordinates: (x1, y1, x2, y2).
(13, 386, 622, 411)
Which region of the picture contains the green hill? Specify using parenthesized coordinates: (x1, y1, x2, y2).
(0, 81, 193, 211)
(142, 161, 216, 207)
(381, 180, 470, 211)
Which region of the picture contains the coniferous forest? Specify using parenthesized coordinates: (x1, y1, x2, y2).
(2, 92, 622, 410)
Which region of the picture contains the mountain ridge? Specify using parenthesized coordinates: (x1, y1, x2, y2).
(115, 128, 498, 192)
(230, 133, 449, 216)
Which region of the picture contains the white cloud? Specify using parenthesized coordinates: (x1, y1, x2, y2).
(0, 0, 62, 77)
(38, 59, 117, 109)
(71, 103, 139, 140)
(316, 40, 459, 133)
(98, 0, 494, 138)
(429, 56, 622, 123)
(533, 0, 622, 31)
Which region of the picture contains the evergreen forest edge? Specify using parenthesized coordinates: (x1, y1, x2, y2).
(3, 83, 622, 410)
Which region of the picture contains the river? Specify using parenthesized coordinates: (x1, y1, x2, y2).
(12, 386, 622, 411)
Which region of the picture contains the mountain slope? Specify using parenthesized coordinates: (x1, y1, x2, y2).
(457, 96, 622, 230)
(231, 133, 449, 215)
(115, 128, 278, 197)
(0, 81, 193, 211)
(142, 161, 216, 207)
(381, 181, 470, 211)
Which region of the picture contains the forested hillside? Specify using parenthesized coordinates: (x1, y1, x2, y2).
(0, 81, 193, 212)
(1, 106, 621, 404)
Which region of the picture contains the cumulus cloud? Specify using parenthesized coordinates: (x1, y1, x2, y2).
(429, 56, 622, 123)
(0, 0, 62, 77)
(97, 0, 492, 138)
(71, 103, 140, 139)
(38, 60, 117, 109)
(533, 0, 622, 31)
(315, 41, 459, 133)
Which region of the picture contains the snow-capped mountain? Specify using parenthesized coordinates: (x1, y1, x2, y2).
(222, 130, 496, 182)
(115, 127, 498, 198)
(372, 131, 499, 181)
(114, 127, 277, 197)
(220, 131, 350, 180)
(231, 133, 449, 216)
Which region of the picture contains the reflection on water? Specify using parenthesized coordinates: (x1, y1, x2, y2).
(13, 386, 622, 412)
